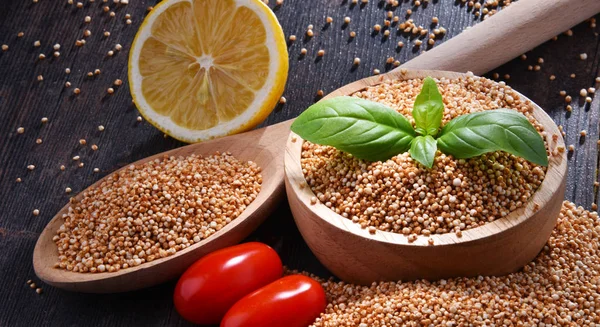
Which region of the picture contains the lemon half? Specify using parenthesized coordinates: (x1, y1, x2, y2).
(129, 0, 288, 142)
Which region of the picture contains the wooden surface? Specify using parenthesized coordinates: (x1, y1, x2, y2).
(34, 120, 292, 293)
(401, 0, 600, 75)
(0, 0, 599, 325)
(285, 70, 567, 284)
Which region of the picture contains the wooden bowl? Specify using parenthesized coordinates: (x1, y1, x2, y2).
(284, 70, 567, 285)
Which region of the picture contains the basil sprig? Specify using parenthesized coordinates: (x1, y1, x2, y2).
(291, 77, 548, 168)
(290, 96, 415, 162)
(409, 135, 437, 168)
(412, 77, 444, 136)
(437, 109, 548, 166)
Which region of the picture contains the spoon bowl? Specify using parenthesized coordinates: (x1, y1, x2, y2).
(33, 121, 291, 293)
(285, 70, 567, 285)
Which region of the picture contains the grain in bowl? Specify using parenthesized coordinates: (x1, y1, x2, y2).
(301, 75, 548, 237)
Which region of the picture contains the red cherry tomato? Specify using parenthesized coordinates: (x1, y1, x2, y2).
(220, 275, 327, 327)
(174, 242, 283, 325)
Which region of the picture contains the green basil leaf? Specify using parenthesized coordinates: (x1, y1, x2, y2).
(437, 109, 548, 166)
(412, 76, 444, 136)
(409, 135, 437, 168)
(290, 96, 416, 162)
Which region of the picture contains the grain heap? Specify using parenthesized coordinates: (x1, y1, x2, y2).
(308, 202, 600, 326)
(301, 75, 548, 237)
(53, 152, 262, 273)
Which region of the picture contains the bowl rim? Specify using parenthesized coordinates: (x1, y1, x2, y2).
(284, 69, 567, 248)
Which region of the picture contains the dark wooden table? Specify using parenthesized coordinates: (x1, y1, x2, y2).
(1, 0, 598, 325)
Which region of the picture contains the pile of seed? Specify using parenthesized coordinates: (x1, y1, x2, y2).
(306, 201, 600, 326)
(301, 75, 550, 237)
(53, 152, 262, 273)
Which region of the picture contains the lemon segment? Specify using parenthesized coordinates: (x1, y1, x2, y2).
(129, 0, 288, 142)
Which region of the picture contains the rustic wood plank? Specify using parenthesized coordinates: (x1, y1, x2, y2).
(0, 0, 598, 325)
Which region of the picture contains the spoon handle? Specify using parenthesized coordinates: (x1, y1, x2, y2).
(399, 0, 600, 75)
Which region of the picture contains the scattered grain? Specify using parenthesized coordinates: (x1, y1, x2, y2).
(307, 202, 600, 327)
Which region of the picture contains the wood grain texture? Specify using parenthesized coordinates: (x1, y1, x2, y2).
(401, 0, 600, 75)
(0, 0, 598, 325)
(285, 70, 567, 284)
(34, 121, 291, 293)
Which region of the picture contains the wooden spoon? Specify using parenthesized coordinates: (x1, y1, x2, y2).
(33, 121, 291, 293)
(34, 0, 600, 293)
